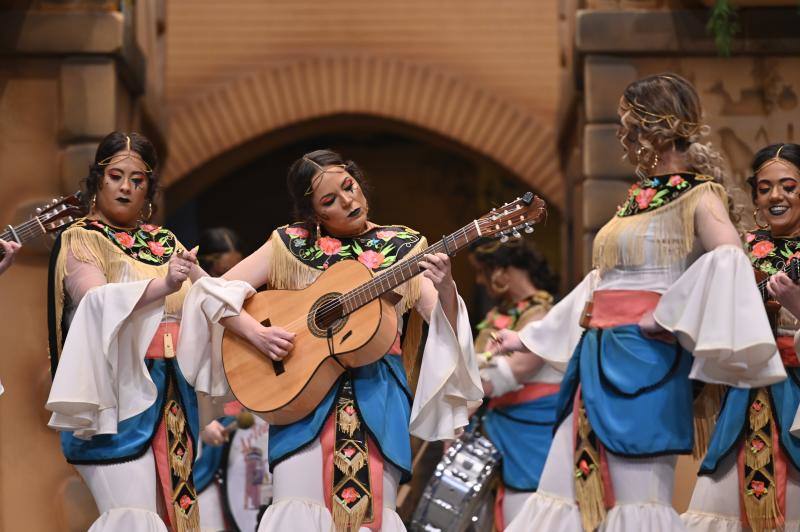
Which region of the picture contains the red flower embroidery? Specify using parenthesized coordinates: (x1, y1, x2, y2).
(750, 480, 767, 497)
(578, 459, 592, 477)
(751, 241, 775, 259)
(317, 236, 342, 256)
(492, 314, 513, 329)
(635, 188, 657, 209)
(358, 250, 384, 269)
(340, 487, 360, 504)
(751, 438, 766, 453)
(176, 447, 185, 457)
(516, 301, 529, 311)
(170, 405, 178, 415)
(376, 230, 397, 240)
(342, 446, 356, 458)
(745, 232, 756, 243)
(752, 400, 763, 412)
(147, 240, 165, 257)
(668, 175, 686, 187)
(115, 232, 135, 248)
(140, 224, 159, 233)
(179, 494, 193, 511)
(286, 226, 309, 239)
(343, 405, 356, 415)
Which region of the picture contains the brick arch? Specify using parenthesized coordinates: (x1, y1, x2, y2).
(163, 55, 563, 208)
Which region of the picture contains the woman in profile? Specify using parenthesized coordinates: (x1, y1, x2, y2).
(494, 74, 785, 531)
(470, 237, 562, 529)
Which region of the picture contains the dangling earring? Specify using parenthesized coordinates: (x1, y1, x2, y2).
(490, 270, 509, 295)
(650, 151, 660, 171)
(143, 201, 153, 221)
(90, 194, 97, 212)
(315, 221, 322, 241)
(754, 208, 770, 230)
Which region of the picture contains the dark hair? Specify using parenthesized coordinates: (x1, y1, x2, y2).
(82, 131, 160, 214)
(197, 227, 243, 272)
(470, 237, 559, 296)
(286, 149, 370, 226)
(746, 143, 800, 202)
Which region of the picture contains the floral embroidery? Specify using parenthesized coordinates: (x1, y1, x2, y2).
(278, 223, 422, 272)
(575, 459, 595, 479)
(340, 487, 360, 504)
(179, 494, 193, 510)
(615, 173, 713, 217)
(342, 446, 356, 458)
(745, 229, 800, 276)
(477, 291, 553, 332)
(77, 218, 177, 265)
(750, 437, 766, 454)
(747, 480, 768, 498)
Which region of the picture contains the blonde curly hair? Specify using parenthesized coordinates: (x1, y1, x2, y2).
(617, 73, 725, 181)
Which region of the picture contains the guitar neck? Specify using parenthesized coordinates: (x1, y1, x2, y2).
(340, 221, 480, 314)
(757, 257, 800, 302)
(0, 217, 46, 259)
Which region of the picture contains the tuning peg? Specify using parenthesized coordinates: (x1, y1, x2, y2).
(512, 229, 521, 239)
(499, 233, 509, 243)
(524, 223, 534, 234)
(34, 207, 43, 214)
(51, 198, 58, 204)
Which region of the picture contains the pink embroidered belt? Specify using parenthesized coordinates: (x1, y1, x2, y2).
(584, 290, 661, 329)
(488, 382, 560, 410)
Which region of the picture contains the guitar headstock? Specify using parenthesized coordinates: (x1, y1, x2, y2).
(35, 192, 86, 234)
(476, 192, 546, 242)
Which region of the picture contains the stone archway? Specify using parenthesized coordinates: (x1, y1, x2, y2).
(162, 54, 564, 209)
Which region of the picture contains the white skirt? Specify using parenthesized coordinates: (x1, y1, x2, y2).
(257, 438, 405, 531)
(683, 448, 800, 531)
(506, 413, 685, 532)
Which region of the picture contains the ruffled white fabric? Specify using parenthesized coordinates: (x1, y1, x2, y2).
(87, 508, 168, 532)
(480, 355, 521, 398)
(604, 503, 686, 531)
(409, 295, 483, 441)
(682, 511, 742, 532)
(46, 280, 163, 438)
(518, 270, 598, 372)
(257, 498, 405, 532)
(176, 276, 255, 397)
(505, 491, 582, 532)
(198, 485, 226, 531)
(653, 244, 785, 388)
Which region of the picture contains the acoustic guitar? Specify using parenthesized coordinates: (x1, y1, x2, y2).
(754, 257, 800, 335)
(222, 193, 546, 424)
(1, 193, 85, 259)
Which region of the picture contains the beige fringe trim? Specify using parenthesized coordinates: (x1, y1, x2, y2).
(334, 450, 367, 476)
(53, 225, 189, 360)
(575, 405, 607, 532)
(332, 494, 370, 532)
(692, 383, 725, 460)
(173, 502, 200, 532)
(744, 471, 783, 532)
(592, 182, 728, 272)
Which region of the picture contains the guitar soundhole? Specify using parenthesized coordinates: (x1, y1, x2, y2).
(308, 293, 347, 338)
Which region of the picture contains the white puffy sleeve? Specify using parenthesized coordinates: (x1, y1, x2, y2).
(653, 244, 784, 388)
(409, 295, 483, 441)
(177, 276, 256, 397)
(517, 270, 598, 372)
(46, 280, 163, 438)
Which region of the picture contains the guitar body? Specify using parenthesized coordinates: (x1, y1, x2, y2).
(222, 259, 398, 425)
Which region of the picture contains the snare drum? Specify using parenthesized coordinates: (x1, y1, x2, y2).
(410, 429, 500, 532)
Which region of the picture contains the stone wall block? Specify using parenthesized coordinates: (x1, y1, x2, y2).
(60, 143, 97, 194)
(584, 56, 638, 122)
(582, 179, 632, 231)
(59, 58, 117, 140)
(583, 123, 631, 179)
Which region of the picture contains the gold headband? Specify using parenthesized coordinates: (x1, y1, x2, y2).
(622, 97, 701, 138)
(96, 135, 153, 173)
(754, 145, 800, 176)
(302, 157, 347, 196)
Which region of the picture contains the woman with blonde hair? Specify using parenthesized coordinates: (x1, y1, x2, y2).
(493, 74, 785, 531)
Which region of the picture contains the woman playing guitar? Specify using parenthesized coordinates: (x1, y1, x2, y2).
(185, 149, 482, 532)
(684, 143, 800, 531)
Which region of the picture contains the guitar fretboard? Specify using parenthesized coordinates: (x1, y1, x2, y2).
(340, 222, 479, 314)
(0, 217, 45, 258)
